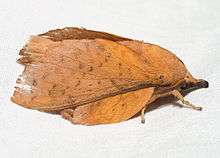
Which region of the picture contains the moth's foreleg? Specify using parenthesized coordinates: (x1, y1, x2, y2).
(171, 90, 203, 111)
(141, 106, 146, 123)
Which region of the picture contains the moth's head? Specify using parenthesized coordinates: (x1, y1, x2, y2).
(178, 71, 209, 92)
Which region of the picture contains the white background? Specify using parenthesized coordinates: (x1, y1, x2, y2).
(0, 0, 220, 158)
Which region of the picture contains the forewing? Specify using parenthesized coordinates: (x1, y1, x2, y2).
(11, 36, 153, 111)
(39, 27, 185, 86)
(71, 88, 154, 125)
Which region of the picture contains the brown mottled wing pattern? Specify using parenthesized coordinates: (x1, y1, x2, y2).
(38, 27, 186, 85)
(11, 36, 158, 111)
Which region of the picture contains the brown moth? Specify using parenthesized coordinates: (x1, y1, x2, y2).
(11, 27, 209, 125)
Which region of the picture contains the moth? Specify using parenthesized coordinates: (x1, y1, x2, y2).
(11, 27, 209, 125)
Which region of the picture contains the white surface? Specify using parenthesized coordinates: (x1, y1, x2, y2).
(0, 0, 220, 158)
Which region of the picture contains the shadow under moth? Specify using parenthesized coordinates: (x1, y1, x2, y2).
(11, 27, 209, 125)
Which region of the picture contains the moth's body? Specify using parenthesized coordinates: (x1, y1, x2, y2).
(11, 27, 208, 125)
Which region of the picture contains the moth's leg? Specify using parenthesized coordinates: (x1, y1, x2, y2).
(60, 109, 75, 123)
(171, 90, 202, 111)
(141, 106, 146, 123)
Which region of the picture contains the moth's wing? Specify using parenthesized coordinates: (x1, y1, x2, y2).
(119, 41, 187, 85)
(39, 27, 187, 86)
(38, 27, 186, 85)
(11, 36, 158, 111)
(39, 27, 131, 42)
(70, 88, 154, 125)
(19, 27, 131, 60)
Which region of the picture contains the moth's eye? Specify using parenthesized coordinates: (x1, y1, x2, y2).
(180, 83, 188, 90)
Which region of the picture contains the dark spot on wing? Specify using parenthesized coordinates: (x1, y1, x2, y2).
(68, 95, 76, 105)
(42, 73, 49, 79)
(52, 84, 57, 88)
(143, 59, 148, 64)
(88, 66, 93, 71)
(110, 79, 116, 85)
(106, 53, 111, 58)
(82, 72, 86, 77)
(159, 75, 164, 79)
(33, 79, 37, 86)
(75, 80, 81, 87)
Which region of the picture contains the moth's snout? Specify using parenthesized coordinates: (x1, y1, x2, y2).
(192, 79, 209, 89)
(179, 79, 209, 92)
(199, 80, 209, 88)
